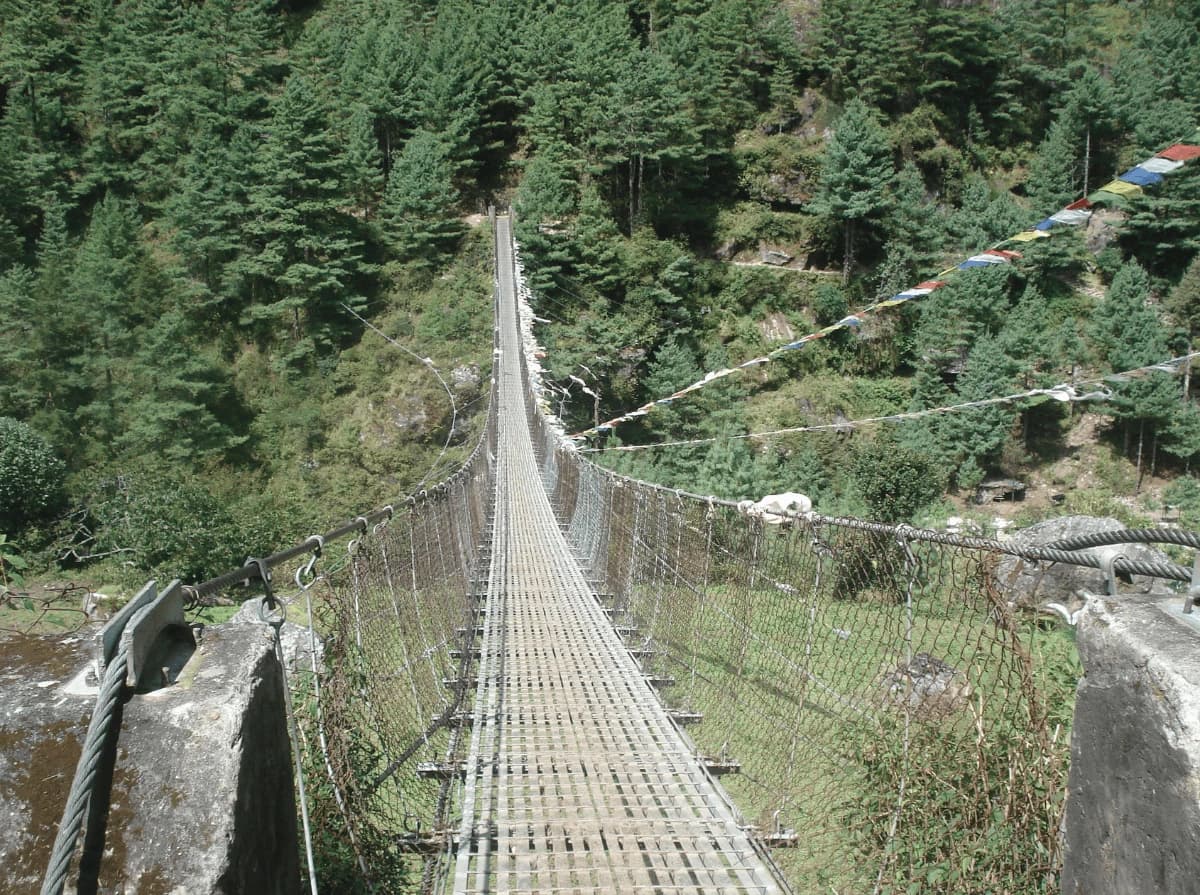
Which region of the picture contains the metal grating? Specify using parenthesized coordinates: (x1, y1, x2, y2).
(451, 217, 781, 894)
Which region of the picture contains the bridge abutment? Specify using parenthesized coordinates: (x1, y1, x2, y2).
(1, 619, 300, 895)
(1062, 594, 1200, 895)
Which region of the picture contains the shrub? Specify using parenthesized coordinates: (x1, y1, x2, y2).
(852, 436, 946, 523)
(0, 417, 66, 533)
(90, 472, 250, 583)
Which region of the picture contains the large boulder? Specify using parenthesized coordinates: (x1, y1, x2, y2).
(995, 515, 1171, 608)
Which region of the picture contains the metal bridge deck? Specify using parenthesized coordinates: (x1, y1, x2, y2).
(452, 217, 780, 894)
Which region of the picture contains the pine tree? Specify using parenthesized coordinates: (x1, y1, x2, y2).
(570, 185, 625, 300)
(76, 0, 189, 200)
(810, 98, 893, 283)
(0, 265, 38, 417)
(381, 129, 465, 270)
(945, 333, 1019, 475)
(166, 129, 252, 313)
(1026, 118, 1079, 213)
(236, 74, 371, 365)
(591, 47, 694, 231)
(1056, 65, 1119, 196)
(344, 104, 384, 220)
(1166, 256, 1200, 394)
(1090, 261, 1178, 486)
(1121, 158, 1200, 280)
(947, 174, 1025, 253)
(0, 0, 82, 176)
(913, 265, 1013, 373)
(117, 311, 245, 463)
(883, 161, 940, 272)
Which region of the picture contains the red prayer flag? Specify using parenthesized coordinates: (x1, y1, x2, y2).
(1157, 144, 1200, 161)
(914, 280, 948, 290)
(1064, 198, 1093, 210)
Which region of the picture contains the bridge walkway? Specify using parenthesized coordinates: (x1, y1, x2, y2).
(451, 216, 781, 894)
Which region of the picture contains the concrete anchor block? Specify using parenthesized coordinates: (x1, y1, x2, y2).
(1062, 593, 1200, 895)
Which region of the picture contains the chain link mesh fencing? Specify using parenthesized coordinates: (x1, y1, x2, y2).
(535, 402, 1078, 895)
(302, 370, 497, 893)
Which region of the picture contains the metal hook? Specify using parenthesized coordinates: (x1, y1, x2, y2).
(244, 556, 283, 625)
(181, 584, 201, 610)
(244, 557, 274, 606)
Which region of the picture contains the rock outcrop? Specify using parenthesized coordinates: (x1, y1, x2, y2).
(994, 515, 1171, 607)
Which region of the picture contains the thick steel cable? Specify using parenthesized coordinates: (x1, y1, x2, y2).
(41, 643, 129, 895)
(273, 617, 320, 895)
(580, 465, 1196, 583)
(1042, 527, 1200, 552)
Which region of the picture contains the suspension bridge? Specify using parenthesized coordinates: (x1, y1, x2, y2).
(35, 212, 1200, 895)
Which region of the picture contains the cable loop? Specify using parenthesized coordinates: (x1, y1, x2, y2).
(296, 550, 321, 591)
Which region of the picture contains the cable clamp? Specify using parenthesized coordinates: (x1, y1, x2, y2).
(1186, 550, 1200, 615)
(1096, 547, 1126, 596)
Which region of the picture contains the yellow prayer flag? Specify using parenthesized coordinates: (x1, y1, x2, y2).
(1096, 179, 1142, 197)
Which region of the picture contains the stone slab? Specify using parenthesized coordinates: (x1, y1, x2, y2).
(1061, 594, 1200, 895)
(0, 621, 300, 895)
(100, 622, 300, 894)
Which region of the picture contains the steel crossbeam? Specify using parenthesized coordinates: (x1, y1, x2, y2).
(450, 217, 781, 894)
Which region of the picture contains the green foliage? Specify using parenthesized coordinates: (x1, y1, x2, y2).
(1090, 262, 1177, 436)
(88, 468, 279, 583)
(1163, 475, 1200, 526)
(0, 417, 66, 533)
(811, 98, 893, 280)
(1165, 255, 1200, 337)
(237, 73, 372, 366)
(383, 129, 466, 269)
(851, 435, 946, 523)
(1026, 118, 1079, 212)
(0, 533, 27, 596)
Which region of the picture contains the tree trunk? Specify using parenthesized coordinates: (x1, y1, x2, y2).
(1135, 418, 1145, 493)
(637, 153, 644, 225)
(1184, 352, 1192, 404)
(1083, 126, 1091, 196)
(1150, 425, 1158, 479)
(628, 158, 636, 233)
(842, 220, 855, 285)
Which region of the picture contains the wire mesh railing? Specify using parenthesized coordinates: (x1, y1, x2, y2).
(302, 325, 500, 891)
(534, 406, 1079, 892)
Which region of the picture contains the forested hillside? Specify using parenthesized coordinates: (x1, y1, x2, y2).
(1, 0, 1199, 588)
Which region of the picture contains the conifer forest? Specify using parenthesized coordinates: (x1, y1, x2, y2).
(1, 0, 1199, 588)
